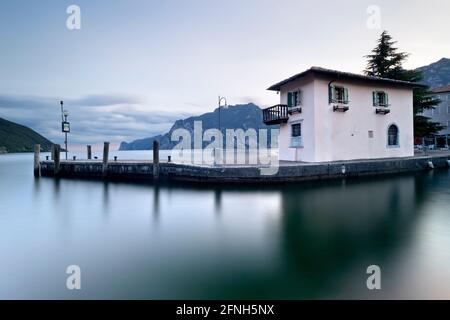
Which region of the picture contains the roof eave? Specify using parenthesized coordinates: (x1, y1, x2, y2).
(267, 68, 425, 91)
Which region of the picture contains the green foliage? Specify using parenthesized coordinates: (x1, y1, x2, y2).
(0, 117, 53, 153)
(364, 31, 410, 78)
(364, 31, 443, 137)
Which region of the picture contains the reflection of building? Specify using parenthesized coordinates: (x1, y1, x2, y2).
(279, 175, 420, 298)
(422, 86, 450, 148)
(263, 67, 420, 162)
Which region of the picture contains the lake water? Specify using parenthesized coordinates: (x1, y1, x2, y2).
(1, 152, 450, 299)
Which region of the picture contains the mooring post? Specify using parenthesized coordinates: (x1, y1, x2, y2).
(87, 145, 92, 160)
(34, 144, 41, 177)
(102, 142, 110, 177)
(54, 144, 61, 176)
(153, 140, 160, 179)
(51, 144, 55, 160)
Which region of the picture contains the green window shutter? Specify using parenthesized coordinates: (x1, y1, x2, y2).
(344, 88, 349, 103)
(385, 93, 389, 106)
(329, 85, 334, 103)
(373, 91, 377, 106)
(287, 92, 293, 107)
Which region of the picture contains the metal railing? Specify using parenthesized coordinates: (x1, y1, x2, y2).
(263, 104, 289, 125)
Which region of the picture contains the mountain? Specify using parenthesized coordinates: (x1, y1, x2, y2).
(416, 58, 450, 88)
(0, 117, 53, 153)
(119, 103, 277, 150)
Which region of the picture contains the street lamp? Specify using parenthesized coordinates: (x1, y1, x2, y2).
(60, 100, 70, 160)
(214, 96, 228, 166)
(218, 96, 227, 134)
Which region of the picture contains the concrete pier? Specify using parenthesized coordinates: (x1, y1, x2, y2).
(39, 153, 450, 184)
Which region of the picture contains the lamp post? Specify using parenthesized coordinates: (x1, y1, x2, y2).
(60, 101, 70, 160)
(218, 96, 227, 134)
(215, 96, 227, 166)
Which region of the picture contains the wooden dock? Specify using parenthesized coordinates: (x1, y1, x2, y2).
(34, 143, 450, 184)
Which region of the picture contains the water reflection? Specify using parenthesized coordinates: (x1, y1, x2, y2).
(153, 185, 160, 221)
(1, 154, 450, 299)
(129, 175, 428, 299)
(278, 176, 419, 298)
(102, 182, 110, 217)
(214, 189, 222, 215)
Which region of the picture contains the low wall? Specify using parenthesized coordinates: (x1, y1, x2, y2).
(39, 155, 450, 184)
(40, 161, 155, 180)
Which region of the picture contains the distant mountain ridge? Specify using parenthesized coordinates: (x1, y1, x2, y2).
(0, 117, 53, 153)
(119, 103, 276, 150)
(416, 57, 450, 88)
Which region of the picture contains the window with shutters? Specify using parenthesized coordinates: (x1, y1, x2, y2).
(373, 91, 389, 107)
(287, 90, 302, 108)
(329, 86, 349, 104)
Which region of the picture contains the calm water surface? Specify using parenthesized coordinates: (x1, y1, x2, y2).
(1, 152, 450, 299)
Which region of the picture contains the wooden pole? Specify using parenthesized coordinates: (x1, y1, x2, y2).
(34, 144, 41, 177)
(153, 140, 160, 179)
(51, 144, 55, 160)
(87, 145, 92, 160)
(54, 144, 61, 176)
(102, 142, 110, 177)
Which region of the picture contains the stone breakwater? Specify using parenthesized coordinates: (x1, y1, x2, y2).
(39, 154, 450, 184)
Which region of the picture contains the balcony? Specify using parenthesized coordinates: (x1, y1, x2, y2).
(376, 107, 391, 115)
(333, 105, 349, 112)
(263, 104, 289, 125)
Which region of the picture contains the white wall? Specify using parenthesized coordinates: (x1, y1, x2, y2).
(278, 76, 316, 162)
(277, 77, 414, 162)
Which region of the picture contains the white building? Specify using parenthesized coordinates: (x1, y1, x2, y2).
(422, 85, 450, 148)
(263, 67, 421, 162)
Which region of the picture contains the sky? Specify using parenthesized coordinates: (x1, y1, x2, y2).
(0, 0, 449, 149)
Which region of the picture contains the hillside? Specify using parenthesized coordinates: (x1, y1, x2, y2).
(120, 103, 277, 150)
(0, 117, 53, 153)
(416, 58, 450, 88)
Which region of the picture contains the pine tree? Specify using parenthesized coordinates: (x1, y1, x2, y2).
(364, 31, 409, 78)
(364, 31, 443, 138)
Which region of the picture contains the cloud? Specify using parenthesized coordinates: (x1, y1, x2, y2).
(0, 94, 189, 146)
(69, 95, 143, 107)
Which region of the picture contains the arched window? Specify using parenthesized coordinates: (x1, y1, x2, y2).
(388, 124, 399, 146)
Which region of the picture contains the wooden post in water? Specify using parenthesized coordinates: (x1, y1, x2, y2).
(102, 142, 110, 177)
(87, 145, 92, 160)
(153, 140, 160, 179)
(51, 144, 55, 160)
(34, 144, 41, 177)
(54, 144, 61, 176)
